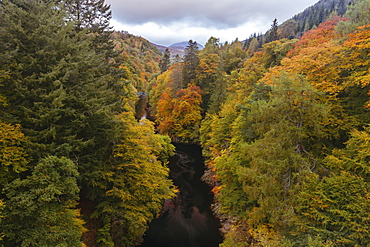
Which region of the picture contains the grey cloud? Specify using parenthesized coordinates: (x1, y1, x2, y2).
(106, 0, 316, 29)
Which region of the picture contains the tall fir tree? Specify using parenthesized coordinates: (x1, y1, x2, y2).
(268, 18, 279, 42)
(57, 0, 116, 60)
(195, 37, 223, 112)
(63, 0, 111, 32)
(160, 48, 171, 73)
(0, 0, 124, 185)
(182, 40, 200, 84)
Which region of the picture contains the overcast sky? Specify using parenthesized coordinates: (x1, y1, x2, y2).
(106, 0, 319, 46)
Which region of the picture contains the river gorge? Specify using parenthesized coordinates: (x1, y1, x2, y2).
(138, 143, 222, 247)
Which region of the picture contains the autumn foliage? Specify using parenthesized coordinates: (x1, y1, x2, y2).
(156, 81, 202, 142)
(196, 14, 370, 247)
(1, 0, 370, 246)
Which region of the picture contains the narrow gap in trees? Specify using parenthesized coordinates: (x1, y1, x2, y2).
(138, 143, 222, 247)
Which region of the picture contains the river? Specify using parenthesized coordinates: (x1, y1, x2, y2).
(138, 143, 222, 247)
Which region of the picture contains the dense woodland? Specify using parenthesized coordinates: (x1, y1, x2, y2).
(0, 0, 370, 246)
(0, 0, 174, 246)
(243, 0, 352, 50)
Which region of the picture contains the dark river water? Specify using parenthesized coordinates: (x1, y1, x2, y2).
(138, 143, 222, 247)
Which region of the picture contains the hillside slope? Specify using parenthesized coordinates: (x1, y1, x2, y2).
(244, 0, 353, 50)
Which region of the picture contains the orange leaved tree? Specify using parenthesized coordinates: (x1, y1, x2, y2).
(156, 84, 202, 142)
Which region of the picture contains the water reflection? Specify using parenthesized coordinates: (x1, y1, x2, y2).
(139, 143, 222, 247)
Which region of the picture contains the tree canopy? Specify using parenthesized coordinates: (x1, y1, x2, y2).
(1, 0, 370, 246)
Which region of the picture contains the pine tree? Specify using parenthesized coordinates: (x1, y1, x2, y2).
(183, 40, 200, 84)
(57, 0, 115, 59)
(57, 0, 111, 34)
(0, 0, 123, 186)
(268, 18, 279, 42)
(196, 37, 223, 112)
(160, 48, 171, 73)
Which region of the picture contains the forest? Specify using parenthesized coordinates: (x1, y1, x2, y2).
(0, 0, 369, 246)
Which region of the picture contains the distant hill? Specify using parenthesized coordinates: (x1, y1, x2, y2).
(152, 41, 204, 58)
(169, 41, 204, 51)
(151, 43, 185, 57)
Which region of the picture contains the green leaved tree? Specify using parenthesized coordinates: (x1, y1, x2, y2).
(217, 72, 330, 245)
(94, 112, 176, 246)
(1, 156, 85, 247)
(293, 127, 370, 246)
